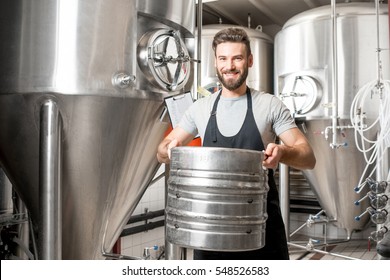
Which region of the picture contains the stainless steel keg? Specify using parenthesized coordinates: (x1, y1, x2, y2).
(166, 147, 268, 251)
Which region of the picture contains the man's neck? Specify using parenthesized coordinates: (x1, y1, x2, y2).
(221, 84, 247, 98)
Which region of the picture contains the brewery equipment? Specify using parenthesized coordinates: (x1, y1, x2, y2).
(274, 2, 389, 236)
(0, 0, 195, 259)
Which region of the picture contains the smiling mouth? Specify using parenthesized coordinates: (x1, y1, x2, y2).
(223, 71, 239, 77)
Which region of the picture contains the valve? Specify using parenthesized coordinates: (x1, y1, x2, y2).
(142, 245, 159, 260)
(355, 178, 389, 193)
(369, 226, 388, 242)
(306, 213, 321, 228)
(355, 207, 388, 224)
(367, 178, 388, 194)
(369, 208, 388, 224)
(355, 192, 389, 209)
(305, 238, 320, 251)
(368, 193, 388, 209)
(112, 72, 136, 89)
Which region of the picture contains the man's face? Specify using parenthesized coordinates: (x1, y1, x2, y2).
(215, 42, 253, 91)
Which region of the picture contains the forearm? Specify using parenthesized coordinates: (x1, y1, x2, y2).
(279, 143, 316, 170)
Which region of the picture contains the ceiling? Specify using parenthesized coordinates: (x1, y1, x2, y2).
(198, 0, 388, 38)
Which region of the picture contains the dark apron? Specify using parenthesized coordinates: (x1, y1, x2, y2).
(194, 87, 289, 260)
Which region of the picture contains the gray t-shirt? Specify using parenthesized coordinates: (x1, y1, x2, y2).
(178, 88, 296, 147)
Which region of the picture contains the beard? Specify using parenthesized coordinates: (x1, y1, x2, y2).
(216, 66, 249, 91)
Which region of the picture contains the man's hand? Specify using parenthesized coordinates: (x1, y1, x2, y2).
(157, 138, 180, 164)
(262, 143, 282, 169)
(167, 139, 179, 159)
(156, 127, 196, 164)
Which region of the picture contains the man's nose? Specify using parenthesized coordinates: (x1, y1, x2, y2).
(227, 59, 236, 70)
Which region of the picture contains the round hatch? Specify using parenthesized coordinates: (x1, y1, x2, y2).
(138, 29, 191, 91)
(280, 75, 322, 115)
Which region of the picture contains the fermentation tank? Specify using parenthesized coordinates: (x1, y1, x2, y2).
(0, 0, 195, 259)
(199, 24, 273, 93)
(275, 3, 389, 236)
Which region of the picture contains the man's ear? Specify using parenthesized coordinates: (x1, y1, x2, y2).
(248, 53, 254, 67)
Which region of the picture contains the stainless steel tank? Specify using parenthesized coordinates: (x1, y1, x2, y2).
(166, 147, 268, 251)
(0, 0, 195, 259)
(274, 3, 389, 236)
(199, 24, 273, 93)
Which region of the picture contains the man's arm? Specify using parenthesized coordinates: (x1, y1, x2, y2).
(157, 127, 195, 164)
(262, 127, 316, 170)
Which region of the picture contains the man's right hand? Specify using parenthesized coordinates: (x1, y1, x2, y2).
(156, 127, 196, 164)
(157, 138, 180, 164)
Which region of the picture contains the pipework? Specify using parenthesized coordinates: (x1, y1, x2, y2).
(322, 125, 355, 148)
(288, 210, 358, 260)
(330, 0, 339, 149)
(354, 177, 389, 244)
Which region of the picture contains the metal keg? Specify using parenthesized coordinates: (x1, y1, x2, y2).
(166, 147, 268, 251)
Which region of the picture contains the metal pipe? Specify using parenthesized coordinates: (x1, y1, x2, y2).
(127, 209, 165, 224)
(289, 210, 326, 237)
(279, 163, 290, 241)
(375, 0, 382, 89)
(38, 99, 62, 260)
(28, 214, 38, 260)
(330, 0, 339, 149)
(149, 172, 165, 186)
(16, 198, 30, 259)
(287, 241, 359, 260)
(196, 0, 202, 100)
(121, 220, 165, 237)
(102, 252, 142, 260)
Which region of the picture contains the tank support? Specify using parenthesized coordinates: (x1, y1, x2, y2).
(38, 99, 62, 260)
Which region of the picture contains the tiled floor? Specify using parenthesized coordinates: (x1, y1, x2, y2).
(288, 235, 380, 260)
(171, 237, 384, 260)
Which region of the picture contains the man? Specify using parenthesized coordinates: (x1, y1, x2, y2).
(157, 27, 316, 259)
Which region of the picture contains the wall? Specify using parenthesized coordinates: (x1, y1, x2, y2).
(120, 165, 166, 259)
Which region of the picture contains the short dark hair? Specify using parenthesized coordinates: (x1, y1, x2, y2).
(212, 27, 251, 57)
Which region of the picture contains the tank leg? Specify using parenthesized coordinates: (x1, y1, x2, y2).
(164, 240, 187, 260)
(279, 163, 290, 241)
(38, 99, 62, 260)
